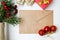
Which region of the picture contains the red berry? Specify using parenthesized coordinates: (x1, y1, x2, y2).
(50, 25, 57, 32)
(44, 26, 50, 33)
(2, 1, 6, 5)
(6, 12, 11, 18)
(14, 9, 18, 15)
(4, 5, 10, 11)
(38, 29, 45, 36)
(14, 5, 17, 9)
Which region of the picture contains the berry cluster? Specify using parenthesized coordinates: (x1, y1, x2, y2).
(1, 1, 18, 18)
(38, 25, 57, 36)
(0, 0, 19, 25)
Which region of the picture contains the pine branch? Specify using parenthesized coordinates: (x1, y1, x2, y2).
(0, 0, 20, 25)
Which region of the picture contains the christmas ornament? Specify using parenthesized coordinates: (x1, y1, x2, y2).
(44, 26, 50, 33)
(25, 0, 34, 6)
(35, 0, 52, 10)
(50, 25, 57, 32)
(38, 29, 45, 36)
(38, 25, 57, 36)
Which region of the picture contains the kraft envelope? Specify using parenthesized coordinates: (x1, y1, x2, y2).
(19, 10, 53, 34)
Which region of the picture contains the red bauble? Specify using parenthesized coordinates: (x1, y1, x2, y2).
(4, 5, 10, 11)
(14, 5, 17, 9)
(6, 12, 11, 18)
(44, 26, 50, 33)
(14, 9, 18, 15)
(38, 29, 45, 36)
(50, 25, 57, 32)
(2, 1, 6, 5)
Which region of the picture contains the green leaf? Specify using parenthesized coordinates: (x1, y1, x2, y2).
(0, 0, 2, 2)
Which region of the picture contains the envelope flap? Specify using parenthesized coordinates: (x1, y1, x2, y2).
(20, 10, 53, 21)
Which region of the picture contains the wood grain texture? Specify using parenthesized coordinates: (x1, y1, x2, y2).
(0, 23, 5, 40)
(19, 10, 53, 34)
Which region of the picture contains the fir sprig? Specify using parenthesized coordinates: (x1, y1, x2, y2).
(0, 0, 20, 25)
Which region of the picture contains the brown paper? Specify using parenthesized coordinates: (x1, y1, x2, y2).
(19, 10, 53, 34)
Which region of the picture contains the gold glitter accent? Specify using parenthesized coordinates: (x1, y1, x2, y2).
(43, 0, 49, 4)
(38, 0, 49, 5)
